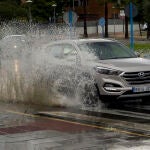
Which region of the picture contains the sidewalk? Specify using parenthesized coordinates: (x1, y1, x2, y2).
(87, 30, 149, 43)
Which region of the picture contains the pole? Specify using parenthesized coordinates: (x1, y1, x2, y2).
(29, 5, 32, 27)
(52, 4, 57, 23)
(125, 15, 129, 39)
(123, 18, 125, 33)
(113, 12, 116, 38)
(69, 10, 73, 39)
(26, 0, 32, 27)
(130, 2, 134, 50)
(54, 7, 56, 23)
(83, 0, 88, 38)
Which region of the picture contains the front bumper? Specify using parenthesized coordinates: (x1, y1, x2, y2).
(96, 74, 150, 100)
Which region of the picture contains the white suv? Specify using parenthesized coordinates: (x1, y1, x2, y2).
(43, 39, 150, 105)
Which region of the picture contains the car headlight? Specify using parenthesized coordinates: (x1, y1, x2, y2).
(95, 66, 123, 75)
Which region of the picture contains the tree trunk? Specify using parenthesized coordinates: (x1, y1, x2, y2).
(83, 0, 88, 38)
(125, 15, 129, 39)
(105, 2, 108, 38)
(147, 23, 150, 39)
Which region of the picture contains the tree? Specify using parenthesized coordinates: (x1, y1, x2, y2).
(97, 0, 145, 39)
(109, 0, 129, 39)
(0, 0, 64, 23)
(29, 0, 65, 23)
(0, 0, 26, 21)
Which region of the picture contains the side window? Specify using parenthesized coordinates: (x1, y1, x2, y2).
(63, 45, 77, 56)
(46, 45, 63, 58)
(45, 43, 78, 65)
(63, 44, 77, 63)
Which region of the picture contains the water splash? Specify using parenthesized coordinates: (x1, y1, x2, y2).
(0, 21, 102, 108)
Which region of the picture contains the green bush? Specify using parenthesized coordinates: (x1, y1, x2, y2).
(134, 43, 150, 54)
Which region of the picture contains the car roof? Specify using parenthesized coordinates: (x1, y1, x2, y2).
(74, 38, 113, 42)
(42, 38, 115, 49)
(48, 38, 114, 45)
(2, 35, 26, 39)
(0, 35, 26, 42)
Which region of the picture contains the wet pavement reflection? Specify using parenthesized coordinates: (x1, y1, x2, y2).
(0, 102, 149, 149)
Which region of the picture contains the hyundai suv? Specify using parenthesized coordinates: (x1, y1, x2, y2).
(43, 39, 150, 105)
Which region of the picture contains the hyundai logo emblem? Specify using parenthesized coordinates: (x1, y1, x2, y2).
(138, 72, 145, 77)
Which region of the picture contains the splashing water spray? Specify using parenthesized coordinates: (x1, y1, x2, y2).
(0, 21, 103, 110)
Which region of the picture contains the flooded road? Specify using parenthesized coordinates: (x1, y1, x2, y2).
(0, 101, 149, 150)
(0, 21, 150, 149)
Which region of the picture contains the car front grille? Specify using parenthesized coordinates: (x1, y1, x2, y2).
(122, 71, 150, 85)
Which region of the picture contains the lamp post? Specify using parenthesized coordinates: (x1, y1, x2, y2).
(52, 4, 57, 23)
(26, 0, 32, 27)
(129, 1, 134, 50)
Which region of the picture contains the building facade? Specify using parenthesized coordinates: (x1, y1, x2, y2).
(64, 0, 120, 21)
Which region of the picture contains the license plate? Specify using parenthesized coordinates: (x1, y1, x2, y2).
(132, 86, 150, 93)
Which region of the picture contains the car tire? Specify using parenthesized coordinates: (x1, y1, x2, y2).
(76, 79, 100, 107)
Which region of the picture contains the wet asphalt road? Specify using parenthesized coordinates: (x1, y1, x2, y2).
(0, 102, 150, 150)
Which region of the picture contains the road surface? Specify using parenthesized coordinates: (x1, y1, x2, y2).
(0, 101, 149, 150)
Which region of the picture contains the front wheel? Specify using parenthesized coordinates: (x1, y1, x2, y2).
(76, 80, 100, 107)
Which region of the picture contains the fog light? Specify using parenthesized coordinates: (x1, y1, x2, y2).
(104, 83, 115, 87)
(104, 83, 121, 92)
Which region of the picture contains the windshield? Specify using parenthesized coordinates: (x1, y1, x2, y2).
(78, 42, 137, 60)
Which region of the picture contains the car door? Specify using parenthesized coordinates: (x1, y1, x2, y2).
(45, 42, 80, 97)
